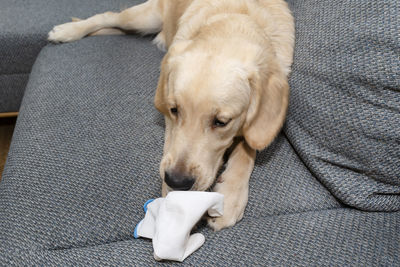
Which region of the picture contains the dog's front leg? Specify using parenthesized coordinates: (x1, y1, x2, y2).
(208, 141, 256, 231)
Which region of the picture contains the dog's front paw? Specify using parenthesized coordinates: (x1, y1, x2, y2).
(207, 211, 243, 231)
(48, 21, 86, 43)
(207, 180, 248, 231)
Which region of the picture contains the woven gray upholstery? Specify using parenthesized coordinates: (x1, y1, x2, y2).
(0, 0, 399, 265)
(3, 210, 399, 266)
(0, 35, 341, 264)
(0, 74, 28, 113)
(0, 0, 139, 112)
(285, 0, 400, 211)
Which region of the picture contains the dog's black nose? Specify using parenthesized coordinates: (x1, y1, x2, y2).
(164, 171, 195, 191)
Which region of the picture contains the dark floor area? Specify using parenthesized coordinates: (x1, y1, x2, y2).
(0, 116, 17, 181)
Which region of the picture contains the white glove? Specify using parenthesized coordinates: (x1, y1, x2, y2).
(134, 191, 224, 262)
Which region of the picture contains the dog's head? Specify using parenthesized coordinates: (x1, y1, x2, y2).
(154, 38, 288, 192)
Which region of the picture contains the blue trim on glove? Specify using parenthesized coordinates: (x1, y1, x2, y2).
(143, 199, 155, 213)
(133, 219, 143, 239)
(134, 199, 155, 239)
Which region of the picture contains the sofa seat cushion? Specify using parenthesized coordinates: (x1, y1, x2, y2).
(0, 34, 341, 255)
(0, 0, 139, 112)
(3, 203, 399, 266)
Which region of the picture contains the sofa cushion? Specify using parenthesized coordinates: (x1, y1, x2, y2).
(2, 209, 399, 266)
(0, 0, 140, 112)
(0, 34, 340, 256)
(285, 0, 400, 211)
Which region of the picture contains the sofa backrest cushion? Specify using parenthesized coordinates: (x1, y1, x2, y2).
(285, 0, 400, 211)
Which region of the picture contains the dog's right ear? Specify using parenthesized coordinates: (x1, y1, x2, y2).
(154, 40, 193, 114)
(154, 55, 169, 114)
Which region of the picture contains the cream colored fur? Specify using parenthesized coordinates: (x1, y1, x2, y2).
(49, 0, 294, 231)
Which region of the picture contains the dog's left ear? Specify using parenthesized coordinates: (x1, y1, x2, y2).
(243, 68, 289, 150)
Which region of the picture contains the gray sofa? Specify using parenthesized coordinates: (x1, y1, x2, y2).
(1, 0, 399, 266)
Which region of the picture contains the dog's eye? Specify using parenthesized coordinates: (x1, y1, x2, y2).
(213, 118, 230, 128)
(170, 107, 178, 115)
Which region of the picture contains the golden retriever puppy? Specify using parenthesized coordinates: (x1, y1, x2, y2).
(48, 0, 294, 231)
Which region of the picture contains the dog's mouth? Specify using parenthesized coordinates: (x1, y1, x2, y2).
(187, 157, 229, 192)
(162, 137, 242, 193)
